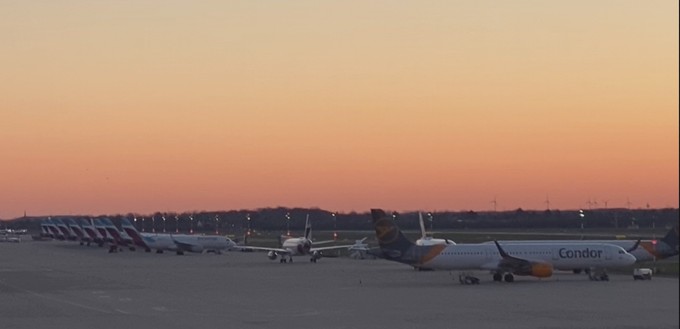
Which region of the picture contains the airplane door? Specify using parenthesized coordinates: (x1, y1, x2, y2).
(604, 248, 612, 260)
(551, 248, 559, 261)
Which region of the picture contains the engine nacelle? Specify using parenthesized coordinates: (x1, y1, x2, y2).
(311, 250, 322, 260)
(512, 261, 554, 278)
(267, 251, 278, 260)
(530, 262, 553, 278)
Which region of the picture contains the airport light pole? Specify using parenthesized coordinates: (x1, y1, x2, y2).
(151, 215, 155, 233)
(285, 213, 291, 236)
(332, 212, 337, 240)
(175, 215, 179, 233)
(215, 215, 220, 235)
(189, 215, 194, 234)
(246, 214, 251, 237)
(579, 209, 585, 239)
(162, 216, 166, 233)
(427, 212, 433, 232)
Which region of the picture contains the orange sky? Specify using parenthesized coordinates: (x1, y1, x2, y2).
(1, 1, 678, 219)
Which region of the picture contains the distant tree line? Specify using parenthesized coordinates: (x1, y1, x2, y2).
(5, 207, 679, 235)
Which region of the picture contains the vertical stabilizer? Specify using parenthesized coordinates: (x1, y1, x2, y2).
(304, 214, 312, 240)
(419, 212, 427, 239)
(370, 209, 446, 266)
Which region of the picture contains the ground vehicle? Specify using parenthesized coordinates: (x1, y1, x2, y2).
(633, 268, 653, 280)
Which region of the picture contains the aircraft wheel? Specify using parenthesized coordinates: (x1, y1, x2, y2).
(504, 274, 514, 283)
(493, 273, 502, 282)
(573, 269, 582, 274)
(79, 242, 84, 246)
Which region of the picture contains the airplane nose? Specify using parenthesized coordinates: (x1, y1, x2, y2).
(625, 253, 637, 265)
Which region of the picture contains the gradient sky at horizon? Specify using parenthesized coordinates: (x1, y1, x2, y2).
(1, 1, 678, 219)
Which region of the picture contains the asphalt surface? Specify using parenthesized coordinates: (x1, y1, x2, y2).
(1, 240, 678, 329)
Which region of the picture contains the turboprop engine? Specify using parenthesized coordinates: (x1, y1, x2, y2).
(311, 250, 322, 260)
(267, 250, 278, 260)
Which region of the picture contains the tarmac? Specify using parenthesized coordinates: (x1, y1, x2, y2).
(1, 240, 678, 329)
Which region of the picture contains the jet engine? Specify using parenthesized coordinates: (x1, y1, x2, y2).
(267, 251, 278, 260)
(513, 261, 553, 278)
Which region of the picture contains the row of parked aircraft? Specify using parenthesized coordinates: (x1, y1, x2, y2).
(39, 216, 355, 262)
(37, 211, 679, 284)
(40, 217, 237, 254)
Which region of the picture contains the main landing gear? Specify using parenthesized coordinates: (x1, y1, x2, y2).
(493, 272, 515, 283)
(280, 257, 293, 263)
(458, 273, 480, 285)
(588, 268, 609, 281)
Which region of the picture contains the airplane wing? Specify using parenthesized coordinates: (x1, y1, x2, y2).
(485, 241, 553, 277)
(235, 245, 292, 255)
(173, 239, 201, 252)
(310, 244, 355, 252)
(312, 240, 337, 245)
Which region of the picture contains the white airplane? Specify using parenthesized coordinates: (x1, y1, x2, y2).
(42, 218, 64, 240)
(416, 212, 455, 246)
(479, 226, 679, 271)
(243, 215, 355, 263)
(370, 209, 636, 283)
(53, 218, 78, 241)
(120, 218, 237, 255)
(39, 221, 52, 238)
(79, 218, 106, 246)
(0, 235, 21, 242)
(0, 228, 27, 235)
(64, 218, 90, 245)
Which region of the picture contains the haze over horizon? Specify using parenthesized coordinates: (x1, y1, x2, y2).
(1, 1, 678, 219)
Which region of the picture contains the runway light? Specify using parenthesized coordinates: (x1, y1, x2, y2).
(652, 240, 657, 245)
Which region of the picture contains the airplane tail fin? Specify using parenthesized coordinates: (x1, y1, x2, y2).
(304, 214, 312, 240)
(660, 226, 679, 252)
(121, 218, 146, 248)
(419, 212, 427, 239)
(371, 209, 413, 253)
(370, 209, 445, 266)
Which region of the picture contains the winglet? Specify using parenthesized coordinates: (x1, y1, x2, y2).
(304, 214, 312, 240)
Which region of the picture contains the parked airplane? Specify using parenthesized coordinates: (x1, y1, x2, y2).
(370, 209, 636, 282)
(65, 218, 89, 245)
(480, 226, 679, 272)
(91, 218, 133, 252)
(53, 218, 78, 241)
(80, 219, 106, 246)
(120, 218, 237, 255)
(416, 212, 455, 246)
(243, 215, 355, 263)
(42, 219, 64, 240)
(0, 228, 27, 235)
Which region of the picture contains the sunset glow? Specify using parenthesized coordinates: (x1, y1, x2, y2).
(1, 1, 677, 219)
